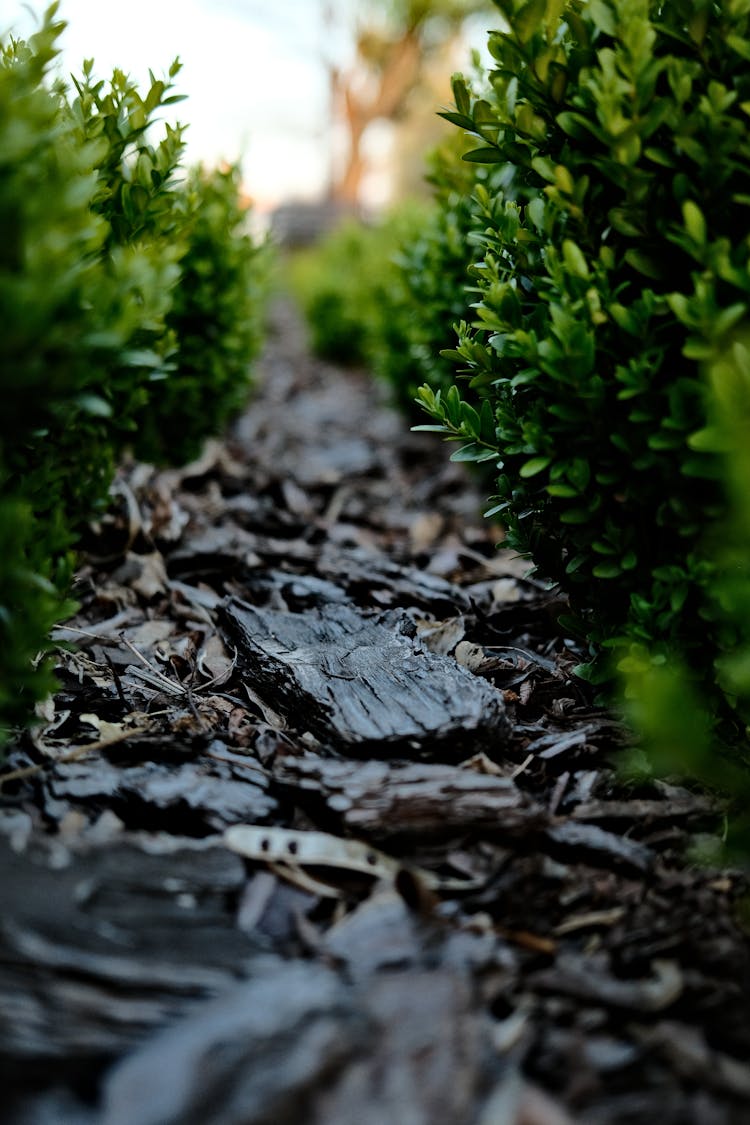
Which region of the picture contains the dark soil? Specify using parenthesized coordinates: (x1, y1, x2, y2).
(1, 299, 748, 1125)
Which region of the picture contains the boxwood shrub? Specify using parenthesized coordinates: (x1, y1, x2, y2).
(620, 336, 750, 848)
(418, 0, 750, 701)
(0, 4, 268, 744)
(66, 51, 189, 454)
(288, 206, 428, 369)
(372, 136, 491, 414)
(68, 57, 267, 466)
(135, 162, 268, 465)
(0, 6, 160, 737)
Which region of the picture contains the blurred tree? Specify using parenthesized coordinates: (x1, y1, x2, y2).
(325, 0, 491, 204)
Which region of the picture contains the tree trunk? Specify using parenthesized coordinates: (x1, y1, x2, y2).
(329, 29, 423, 205)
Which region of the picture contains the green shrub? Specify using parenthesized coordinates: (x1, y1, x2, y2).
(1, 8, 184, 543)
(619, 337, 750, 854)
(289, 219, 374, 365)
(0, 4, 268, 744)
(68, 55, 187, 249)
(66, 51, 189, 453)
(288, 205, 429, 369)
(0, 501, 76, 736)
(0, 5, 158, 738)
(372, 135, 490, 413)
(135, 163, 268, 465)
(67, 55, 269, 466)
(418, 0, 750, 695)
(288, 145, 489, 416)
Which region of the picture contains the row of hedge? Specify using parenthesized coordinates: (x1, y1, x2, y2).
(413, 0, 750, 799)
(295, 0, 750, 844)
(0, 4, 268, 744)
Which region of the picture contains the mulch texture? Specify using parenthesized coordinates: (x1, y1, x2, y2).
(1, 299, 748, 1125)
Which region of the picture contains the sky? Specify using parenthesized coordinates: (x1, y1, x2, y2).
(6, 1, 492, 211)
(6, 0, 349, 208)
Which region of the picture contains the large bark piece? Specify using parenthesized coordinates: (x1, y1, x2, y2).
(274, 753, 543, 841)
(0, 843, 259, 1066)
(220, 599, 508, 758)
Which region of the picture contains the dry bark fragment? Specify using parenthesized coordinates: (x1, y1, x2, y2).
(220, 599, 509, 758)
(0, 842, 259, 1063)
(100, 961, 365, 1125)
(274, 753, 544, 840)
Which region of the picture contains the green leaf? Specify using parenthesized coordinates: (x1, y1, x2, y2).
(565, 554, 588, 575)
(450, 443, 484, 461)
(588, 0, 616, 35)
(520, 456, 552, 477)
(74, 394, 112, 417)
(547, 483, 578, 497)
(624, 249, 664, 279)
(445, 384, 462, 426)
(451, 75, 471, 116)
(438, 110, 476, 131)
(515, 0, 548, 44)
(562, 239, 589, 279)
(459, 400, 481, 433)
(479, 398, 497, 443)
(463, 147, 503, 164)
(526, 196, 546, 232)
(592, 563, 621, 578)
(682, 199, 706, 244)
(687, 426, 728, 453)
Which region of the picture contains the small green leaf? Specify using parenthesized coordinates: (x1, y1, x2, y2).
(624, 249, 664, 279)
(547, 483, 578, 497)
(562, 239, 590, 279)
(520, 456, 552, 478)
(450, 443, 484, 462)
(555, 164, 575, 194)
(588, 0, 616, 35)
(438, 110, 476, 131)
(682, 199, 706, 244)
(479, 398, 497, 443)
(459, 400, 481, 433)
(74, 394, 112, 418)
(592, 562, 622, 578)
(463, 147, 503, 164)
(687, 426, 728, 453)
(565, 554, 588, 575)
(526, 196, 546, 231)
(451, 74, 471, 116)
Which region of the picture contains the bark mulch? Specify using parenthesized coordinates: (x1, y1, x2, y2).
(1, 299, 748, 1125)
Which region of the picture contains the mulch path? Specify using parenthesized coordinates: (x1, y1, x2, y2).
(1, 298, 748, 1125)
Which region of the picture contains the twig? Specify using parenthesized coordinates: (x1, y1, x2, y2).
(105, 653, 128, 708)
(119, 633, 187, 696)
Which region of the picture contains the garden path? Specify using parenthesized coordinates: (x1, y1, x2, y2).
(1, 298, 749, 1124)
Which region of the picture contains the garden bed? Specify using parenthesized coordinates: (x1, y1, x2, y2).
(1, 299, 748, 1125)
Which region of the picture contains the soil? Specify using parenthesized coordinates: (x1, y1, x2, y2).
(1, 298, 748, 1125)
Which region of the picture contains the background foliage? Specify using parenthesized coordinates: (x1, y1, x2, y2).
(288, 204, 427, 370)
(291, 133, 488, 415)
